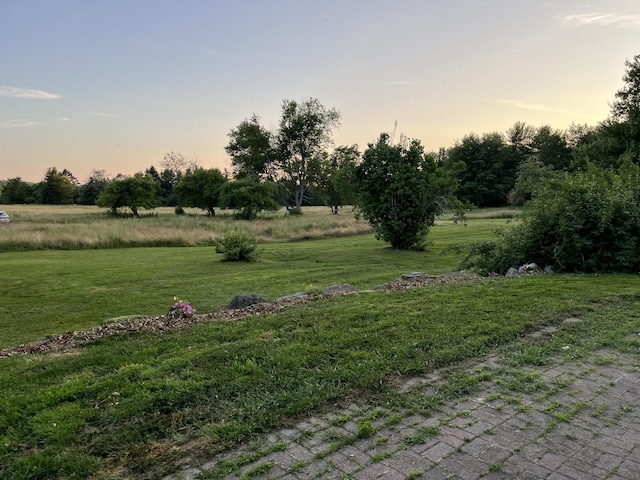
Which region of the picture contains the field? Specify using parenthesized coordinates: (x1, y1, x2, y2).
(0, 205, 515, 349)
(3, 204, 638, 479)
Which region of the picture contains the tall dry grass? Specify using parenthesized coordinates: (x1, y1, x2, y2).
(0, 205, 373, 251)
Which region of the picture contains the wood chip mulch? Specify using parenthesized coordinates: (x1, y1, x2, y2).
(0, 272, 482, 359)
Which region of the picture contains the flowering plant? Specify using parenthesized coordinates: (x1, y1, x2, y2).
(169, 296, 196, 317)
(518, 263, 539, 274)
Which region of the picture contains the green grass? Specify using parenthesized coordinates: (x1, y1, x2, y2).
(2, 274, 640, 478)
(3, 204, 640, 479)
(0, 221, 496, 349)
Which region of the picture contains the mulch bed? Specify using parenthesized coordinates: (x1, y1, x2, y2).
(0, 272, 482, 359)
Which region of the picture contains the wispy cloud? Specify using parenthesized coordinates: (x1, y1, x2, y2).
(0, 120, 40, 128)
(562, 12, 640, 29)
(0, 86, 61, 99)
(493, 99, 574, 115)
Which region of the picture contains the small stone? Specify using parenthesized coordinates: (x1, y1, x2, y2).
(323, 284, 359, 294)
(563, 317, 582, 324)
(440, 270, 466, 277)
(401, 272, 433, 280)
(505, 267, 519, 277)
(277, 292, 308, 301)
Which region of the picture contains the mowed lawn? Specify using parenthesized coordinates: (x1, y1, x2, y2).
(6, 207, 638, 479)
(2, 273, 640, 479)
(1, 218, 500, 349)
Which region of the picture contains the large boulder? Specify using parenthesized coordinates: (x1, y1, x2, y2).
(227, 294, 271, 310)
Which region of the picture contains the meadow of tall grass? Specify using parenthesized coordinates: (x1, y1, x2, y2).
(0, 205, 376, 251)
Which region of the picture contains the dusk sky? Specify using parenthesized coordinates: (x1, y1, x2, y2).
(1, 0, 638, 183)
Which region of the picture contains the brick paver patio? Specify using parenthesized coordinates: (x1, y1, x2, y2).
(165, 324, 640, 480)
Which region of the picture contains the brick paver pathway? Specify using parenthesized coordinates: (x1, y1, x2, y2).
(166, 333, 640, 479)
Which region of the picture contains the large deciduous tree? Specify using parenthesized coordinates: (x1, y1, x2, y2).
(355, 133, 455, 250)
(161, 151, 200, 175)
(610, 53, 640, 162)
(276, 98, 341, 210)
(572, 54, 640, 169)
(225, 114, 274, 181)
(225, 98, 341, 213)
(41, 167, 76, 205)
(97, 173, 160, 217)
(174, 168, 227, 216)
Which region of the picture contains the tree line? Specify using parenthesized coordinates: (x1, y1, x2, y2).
(1, 55, 639, 251)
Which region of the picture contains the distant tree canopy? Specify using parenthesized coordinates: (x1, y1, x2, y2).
(276, 98, 341, 210)
(355, 133, 456, 250)
(0, 177, 36, 204)
(174, 168, 227, 216)
(459, 54, 640, 275)
(444, 132, 513, 208)
(316, 145, 360, 213)
(570, 54, 640, 170)
(77, 170, 109, 205)
(41, 167, 76, 205)
(5, 54, 640, 220)
(219, 178, 280, 220)
(97, 173, 160, 217)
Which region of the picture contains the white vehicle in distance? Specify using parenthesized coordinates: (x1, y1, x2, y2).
(0, 211, 10, 223)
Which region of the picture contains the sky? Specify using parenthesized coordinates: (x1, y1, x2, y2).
(1, 0, 638, 183)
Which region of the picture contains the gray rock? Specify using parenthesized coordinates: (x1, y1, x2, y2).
(227, 294, 271, 310)
(439, 270, 467, 277)
(563, 317, 582, 324)
(401, 272, 435, 280)
(323, 284, 359, 294)
(505, 267, 519, 277)
(277, 292, 309, 301)
(544, 265, 554, 273)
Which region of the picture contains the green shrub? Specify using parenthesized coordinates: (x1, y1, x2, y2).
(354, 133, 456, 250)
(459, 161, 640, 274)
(215, 230, 259, 262)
